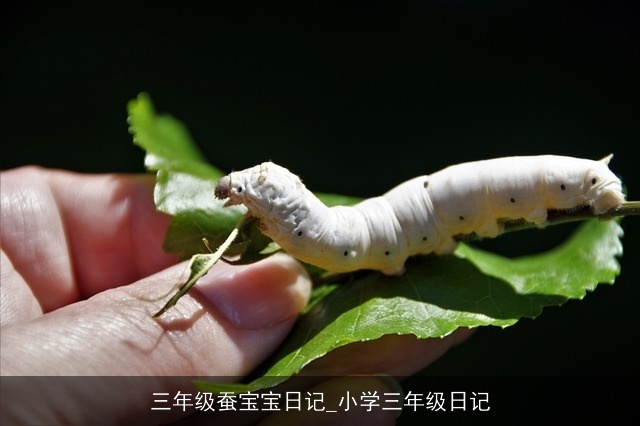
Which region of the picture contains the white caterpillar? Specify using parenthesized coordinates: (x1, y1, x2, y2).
(214, 155, 625, 275)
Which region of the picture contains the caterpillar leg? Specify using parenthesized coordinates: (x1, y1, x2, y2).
(523, 208, 549, 228)
(474, 221, 503, 238)
(433, 238, 458, 255)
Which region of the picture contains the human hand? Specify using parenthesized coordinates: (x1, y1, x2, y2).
(0, 166, 471, 425)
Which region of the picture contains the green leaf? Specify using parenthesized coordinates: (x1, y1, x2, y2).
(455, 219, 623, 300)
(128, 94, 623, 393)
(128, 93, 245, 258)
(127, 92, 219, 179)
(274, 219, 618, 368)
(196, 219, 622, 393)
(316, 193, 361, 207)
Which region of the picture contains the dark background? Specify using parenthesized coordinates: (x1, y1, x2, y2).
(3, 0, 638, 379)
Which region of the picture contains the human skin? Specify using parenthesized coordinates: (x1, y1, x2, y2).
(0, 167, 471, 424)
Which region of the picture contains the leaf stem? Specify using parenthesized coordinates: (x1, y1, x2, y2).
(153, 227, 239, 317)
(496, 201, 639, 236)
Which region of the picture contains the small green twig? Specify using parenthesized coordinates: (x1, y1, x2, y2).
(454, 201, 639, 241)
(153, 228, 239, 317)
(502, 201, 640, 234)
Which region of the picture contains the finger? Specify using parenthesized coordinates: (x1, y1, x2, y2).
(0, 253, 311, 423)
(1, 166, 79, 311)
(1, 252, 311, 376)
(0, 250, 43, 326)
(0, 166, 176, 312)
(45, 169, 177, 291)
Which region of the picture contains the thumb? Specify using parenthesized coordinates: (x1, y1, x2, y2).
(1, 253, 311, 423)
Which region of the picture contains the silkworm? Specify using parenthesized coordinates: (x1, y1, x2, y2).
(214, 155, 625, 275)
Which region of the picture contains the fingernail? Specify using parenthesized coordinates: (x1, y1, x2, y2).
(194, 253, 311, 330)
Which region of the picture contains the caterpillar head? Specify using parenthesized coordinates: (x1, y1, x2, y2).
(583, 154, 626, 214)
(214, 162, 276, 208)
(214, 162, 313, 236)
(214, 175, 233, 202)
(541, 154, 624, 214)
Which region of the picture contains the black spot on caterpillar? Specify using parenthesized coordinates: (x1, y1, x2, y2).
(214, 155, 625, 275)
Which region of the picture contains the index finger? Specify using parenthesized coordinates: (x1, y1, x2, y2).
(0, 166, 177, 311)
